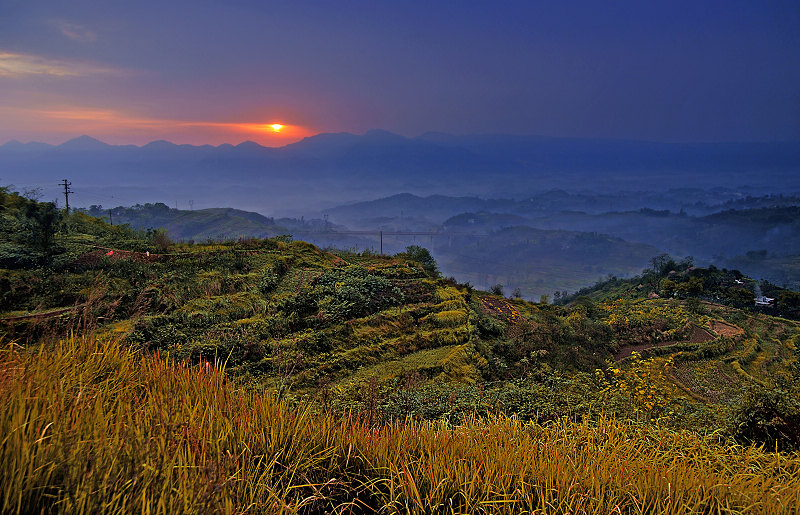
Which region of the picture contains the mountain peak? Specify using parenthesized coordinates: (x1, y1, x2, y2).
(235, 140, 266, 150)
(280, 131, 361, 156)
(142, 140, 177, 149)
(59, 135, 110, 150)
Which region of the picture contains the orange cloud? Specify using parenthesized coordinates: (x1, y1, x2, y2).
(0, 51, 118, 78)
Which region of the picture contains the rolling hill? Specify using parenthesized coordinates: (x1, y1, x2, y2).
(2, 188, 800, 512)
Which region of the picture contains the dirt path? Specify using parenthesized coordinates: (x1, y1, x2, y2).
(0, 304, 85, 323)
(614, 340, 678, 360)
(614, 325, 716, 361)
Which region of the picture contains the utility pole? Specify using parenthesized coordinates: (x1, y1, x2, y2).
(60, 179, 73, 212)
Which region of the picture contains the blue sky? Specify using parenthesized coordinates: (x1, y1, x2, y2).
(1, 0, 798, 145)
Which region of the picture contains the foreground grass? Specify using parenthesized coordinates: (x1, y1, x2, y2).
(2, 336, 799, 514)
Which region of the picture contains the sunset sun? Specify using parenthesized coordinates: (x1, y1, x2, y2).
(270, 123, 283, 132)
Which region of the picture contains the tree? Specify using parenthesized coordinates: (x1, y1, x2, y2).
(778, 291, 800, 313)
(24, 201, 62, 261)
(649, 253, 677, 276)
(676, 277, 704, 298)
(660, 278, 677, 297)
(725, 287, 754, 307)
(152, 228, 172, 252)
(403, 245, 439, 277)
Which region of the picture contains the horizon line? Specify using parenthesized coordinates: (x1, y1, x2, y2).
(3, 131, 800, 149)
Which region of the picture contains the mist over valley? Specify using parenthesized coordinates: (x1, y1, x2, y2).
(6, 131, 797, 298)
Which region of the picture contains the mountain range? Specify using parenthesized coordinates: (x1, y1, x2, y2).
(3, 131, 800, 217)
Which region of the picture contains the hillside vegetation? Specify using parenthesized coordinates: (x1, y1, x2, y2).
(65, 190, 800, 299)
(84, 203, 287, 242)
(3, 335, 799, 513)
(2, 187, 800, 512)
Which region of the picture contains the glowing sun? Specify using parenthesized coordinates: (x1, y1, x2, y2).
(270, 123, 284, 132)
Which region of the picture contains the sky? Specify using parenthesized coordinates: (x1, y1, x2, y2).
(0, 0, 799, 146)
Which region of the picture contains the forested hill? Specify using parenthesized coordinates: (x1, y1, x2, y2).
(81, 203, 287, 242)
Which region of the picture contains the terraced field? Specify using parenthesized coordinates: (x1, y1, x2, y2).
(667, 307, 799, 401)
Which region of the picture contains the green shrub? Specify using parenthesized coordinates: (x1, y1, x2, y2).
(729, 385, 800, 451)
(258, 268, 281, 294)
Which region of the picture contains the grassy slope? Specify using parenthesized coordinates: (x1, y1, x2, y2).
(2, 222, 798, 424)
(2, 334, 799, 514)
(106, 205, 287, 241)
(3, 196, 800, 511)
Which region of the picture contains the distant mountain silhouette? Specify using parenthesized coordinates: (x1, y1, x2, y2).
(1, 130, 799, 216)
(0, 140, 55, 152)
(142, 140, 178, 150)
(57, 135, 111, 151)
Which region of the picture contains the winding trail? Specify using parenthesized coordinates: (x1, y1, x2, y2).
(613, 324, 719, 361)
(0, 305, 86, 323)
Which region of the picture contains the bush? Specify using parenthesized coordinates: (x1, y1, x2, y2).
(401, 245, 439, 277)
(151, 228, 172, 252)
(258, 269, 281, 294)
(730, 385, 800, 452)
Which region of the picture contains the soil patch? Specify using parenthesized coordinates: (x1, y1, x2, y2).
(708, 319, 744, 337)
(478, 296, 523, 324)
(688, 325, 715, 343)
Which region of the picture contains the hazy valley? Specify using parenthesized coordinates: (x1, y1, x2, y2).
(67, 188, 800, 300)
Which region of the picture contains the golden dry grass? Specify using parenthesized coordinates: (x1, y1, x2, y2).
(2, 335, 799, 514)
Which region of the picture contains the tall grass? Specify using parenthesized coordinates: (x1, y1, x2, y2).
(2, 335, 799, 513)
